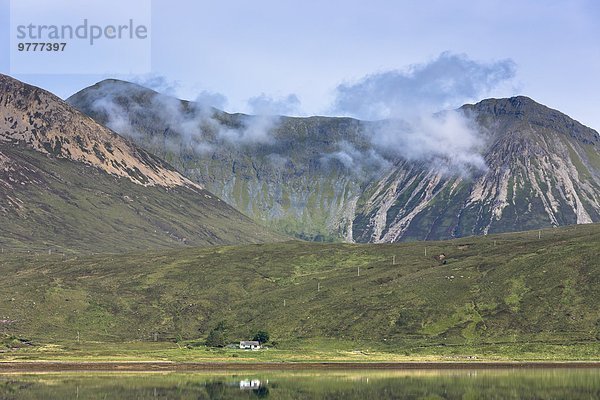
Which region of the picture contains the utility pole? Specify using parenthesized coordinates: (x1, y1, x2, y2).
(357, 266, 360, 277)
(392, 255, 396, 265)
(424, 247, 427, 257)
(77, 331, 80, 344)
(283, 299, 286, 307)
(538, 230, 541, 240)
(317, 282, 320, 292)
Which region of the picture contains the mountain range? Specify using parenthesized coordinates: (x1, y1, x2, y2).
(68, 80, 600, 242)
(2, 73, 599, 248)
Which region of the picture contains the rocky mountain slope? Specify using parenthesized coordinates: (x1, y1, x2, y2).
(69, 79, 374, 241)
(68, 81, 600, 242)
(354, 97, 600, 241)
(1, 76, 196, 189)
(0, 74, 282, 251)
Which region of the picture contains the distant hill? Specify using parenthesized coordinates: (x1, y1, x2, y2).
(0, 74, 283, 252)
(1, 224, 598, 347)
(69, 81, 600, 242)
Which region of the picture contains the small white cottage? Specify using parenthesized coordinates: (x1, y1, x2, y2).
(239, 340, 261, 350)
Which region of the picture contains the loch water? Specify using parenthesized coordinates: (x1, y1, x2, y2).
(1, 368, 599, 399)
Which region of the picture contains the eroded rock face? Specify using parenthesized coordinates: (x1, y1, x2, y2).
(353, 97, 600, 242)
(69, 79, 600, 242)
(0, 74, 200, 189)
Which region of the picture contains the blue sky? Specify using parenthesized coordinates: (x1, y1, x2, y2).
(1, 0, 599, 129)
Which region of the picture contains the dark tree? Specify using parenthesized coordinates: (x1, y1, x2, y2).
(253, 330, 270, 344)
(205, 329, 226, 347)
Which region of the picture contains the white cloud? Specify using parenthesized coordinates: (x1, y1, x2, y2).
(217, 115, 277, 146)
(370, 111, 488, 175)
(131, 75, 180, 96)
(332, 52, 517, 121)
(320, 140, 391, 177)
(330, 52, 516, 174)
(247, 93, 301, 116)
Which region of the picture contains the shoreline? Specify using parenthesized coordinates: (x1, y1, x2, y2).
(1, 361, 599, 372)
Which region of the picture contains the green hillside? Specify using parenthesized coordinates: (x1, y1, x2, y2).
(0, 144, 282, 252)
(1, 224, 598, 356)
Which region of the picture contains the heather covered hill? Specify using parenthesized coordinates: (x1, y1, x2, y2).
(0, 224, 598, 349)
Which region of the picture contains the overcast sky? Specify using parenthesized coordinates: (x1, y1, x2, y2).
(1, 0, 599, 129)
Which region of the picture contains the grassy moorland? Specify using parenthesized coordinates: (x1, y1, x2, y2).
(0, 224, 599, 362)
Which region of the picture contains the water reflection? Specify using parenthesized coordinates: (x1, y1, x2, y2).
(0, 368, 598, 399)
(204, 379, 269, 398)
(237, 378, 264, 390)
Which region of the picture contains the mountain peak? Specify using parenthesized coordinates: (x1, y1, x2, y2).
(0, 73, 200, 189)
(73, 78, 160, 97)
(467, 95, 550, 113)
(462, 95, 599, 145)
